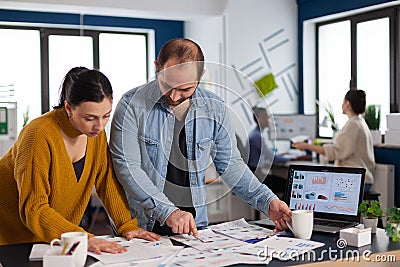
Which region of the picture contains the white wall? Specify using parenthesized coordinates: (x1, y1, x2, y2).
(185, 0, 298, 141)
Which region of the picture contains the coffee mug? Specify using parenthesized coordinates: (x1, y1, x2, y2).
(287, 210, 313, 239)
(50, 232, 88, 267)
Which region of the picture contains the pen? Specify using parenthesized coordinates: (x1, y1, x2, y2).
(245, 237, 268, 244)
(61, 241, 70, 255)
(66, 241, 80, 255)
(195, 236, 207, 243)
(190, 229, 206, 243)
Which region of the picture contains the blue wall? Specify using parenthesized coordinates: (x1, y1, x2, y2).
(0, 9, 184, 57)
(296, 0, 396, 113)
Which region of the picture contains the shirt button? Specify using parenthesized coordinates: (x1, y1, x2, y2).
(191, 181, 196, 185)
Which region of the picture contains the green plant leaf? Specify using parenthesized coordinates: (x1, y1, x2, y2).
(364, 104, 381, 130)
(359, 200, 383, 218)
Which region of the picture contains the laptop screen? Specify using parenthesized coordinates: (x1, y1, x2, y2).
(285, 165, 366, 221)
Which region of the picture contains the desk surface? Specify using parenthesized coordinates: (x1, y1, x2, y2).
(1, 229, 399, 267)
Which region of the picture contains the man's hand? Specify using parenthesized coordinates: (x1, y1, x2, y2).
(165, 209, 198, 237)
(268, 199, 292, 231)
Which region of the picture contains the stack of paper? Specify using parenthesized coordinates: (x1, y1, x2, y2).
(88, 237, 182, 266)
(209, 218, 275, 243)
(257, 236, 325, 261)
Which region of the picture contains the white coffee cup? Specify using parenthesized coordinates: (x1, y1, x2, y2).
(287, 210, 313, 239)
(50, 232, 88, 267)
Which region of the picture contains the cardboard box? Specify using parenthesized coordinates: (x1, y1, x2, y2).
(385, 130, 400, 146)
(387, 113, 400, 130)
(339, 228, 371, 247)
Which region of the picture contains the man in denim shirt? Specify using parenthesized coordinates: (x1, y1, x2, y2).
(110, 38, 291, 237)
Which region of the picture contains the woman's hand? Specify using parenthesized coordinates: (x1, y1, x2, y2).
(292, 142, 309, 151)
(88, 237, 127, 255)
(126, 229, 161, 242)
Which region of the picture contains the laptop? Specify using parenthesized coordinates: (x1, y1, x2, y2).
(256, 164, 366, 233)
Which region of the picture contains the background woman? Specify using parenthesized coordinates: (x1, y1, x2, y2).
(293, 89, 375, 192)
(0, 67, 160, 254)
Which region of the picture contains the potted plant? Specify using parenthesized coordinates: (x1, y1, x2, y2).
(316, 100, 339, 137)
(385, 207, 400, 242)
(359, 200, 383, 233)
(22, 105, 30, 127)
(364, 104, 381, 144)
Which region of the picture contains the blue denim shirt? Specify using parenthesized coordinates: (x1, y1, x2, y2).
(109, 80, 278, 231)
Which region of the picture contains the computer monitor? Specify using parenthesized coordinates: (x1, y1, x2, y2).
(285, 165, 366, 222)
(271, 114, 317, 140)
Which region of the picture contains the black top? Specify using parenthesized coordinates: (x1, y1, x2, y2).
(152, 117, 195, 235)
(73, 156, 85, 182)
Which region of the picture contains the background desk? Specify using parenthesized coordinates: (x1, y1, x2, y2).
(1, 229, 399, 267)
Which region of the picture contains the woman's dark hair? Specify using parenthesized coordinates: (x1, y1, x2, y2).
(344, 89, 366, 114)
(157, 38, 205, 79)
(53, 67, 113, 109)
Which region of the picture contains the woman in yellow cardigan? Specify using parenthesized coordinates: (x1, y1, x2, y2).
(0, 67, 160, 254)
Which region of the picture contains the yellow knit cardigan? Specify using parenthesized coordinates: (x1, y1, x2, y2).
(0, 108, 140, 245)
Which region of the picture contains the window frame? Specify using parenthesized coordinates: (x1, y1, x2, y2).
(0, 24, 149, 113)
(315, 6, 399, 137)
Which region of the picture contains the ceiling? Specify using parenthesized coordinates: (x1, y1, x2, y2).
(0, 0, 228, 21)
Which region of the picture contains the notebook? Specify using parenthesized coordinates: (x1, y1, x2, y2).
(257, 164, 366, 234)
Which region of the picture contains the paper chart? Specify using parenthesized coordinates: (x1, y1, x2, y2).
(163, 247, 268, 267)
(98, 236, 173, 247)
(257, 236, 324, 261)
(170, 229, 244, 251)
(209, 218, 275, 242)
(88, 240, 180, 264)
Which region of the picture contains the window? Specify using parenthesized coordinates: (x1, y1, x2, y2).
(0, 26, 149, 135)
(99, 33, 147, 114)
(318, 20, 351, 137)
(356, 18, 390, 133)
(48, 35, 94, 108)
(316, 7, 397, 137)
(0, 28, 41, 133)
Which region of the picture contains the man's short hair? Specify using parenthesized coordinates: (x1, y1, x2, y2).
(157, 38, 205, 79)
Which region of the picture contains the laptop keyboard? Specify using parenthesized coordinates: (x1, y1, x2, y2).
(314, 219, 354, 228)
